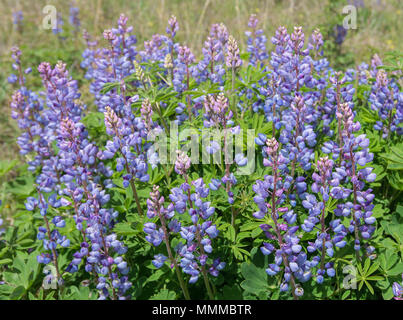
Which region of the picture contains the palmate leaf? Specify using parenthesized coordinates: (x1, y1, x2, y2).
(240, 248, 270, 298)
(387, 171, 403, 190)
(63, 286, 97, 300)
(182, 82, 221, 99)
(225, 224, 236, 243)
(380, 143, 403, 176)
(381, 216, 403, 249)
(396, 205, 403, 218)
(379, 249, 400, 273)
(355, 84, 372, 101)
(9, 286, 25, 300)
(154, 90, 177, 103)
(356, 258, 384, 295)
(236, 64, 270, 92)
(341, 290, 351, 299)
(378, 246, 403, 299)
(388, 163, 403, 170)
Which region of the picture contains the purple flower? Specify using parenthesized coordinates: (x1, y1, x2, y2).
(392, 274, 403, 299)
(152, 254, 168, 269)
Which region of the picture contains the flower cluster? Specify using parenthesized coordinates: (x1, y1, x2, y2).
(81, 14, 137, 114)
(245, 14, 268, 67)
(369, 69, 403, 137)
(226, 35, 242, 69)
(12, 10, 23, 32)
(302, 156, 348, 283)
(9, 47, 132, 299)
(194, 23, 228, 85)
(249, 26, 378, 298)
(144, 152, 223, 300)
(253, 138, 307, 298)
(103, 106, 149, 184)
(57, 117, 131, 299)
(7, 13, 402, 301)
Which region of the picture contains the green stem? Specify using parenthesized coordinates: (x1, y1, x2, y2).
(154, 102, 170, 135)
(128, 178, 143, 216)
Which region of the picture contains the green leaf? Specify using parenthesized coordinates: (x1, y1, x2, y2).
(341, 290, 350, 299)
(379, 249, 399, 272)
(6, 174, 36, 197)
(366, 261, 379, 276)
(396, 205, 403, 219)
(28, 292, 37, 300)
(239, 222, 262, 231)
(0, 258, 12, 265)
(387, 163, 403, 170)
(220, 285, 243, 300)
(240, 261, 268, 296)
(150, 288, 177, 300)
(100, 82, 120, 94)
(17, 239, 35, 247)
(145, 269, 165, 284)
(63, 286, 93, 300)
(356, 261, 363, 275)
(365, 281, 374, 295)
(45, 291, 56, 300)
(9, 286, 25, 300)
(251, 227, 263, 238)
(387, 171, 403, 191)
(236, 232, 250, 242)
(0, 159, 18, 178)
(226, 224, 236, 243)
(387, 262, 403, 276)
(114, 222, 139, 237)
